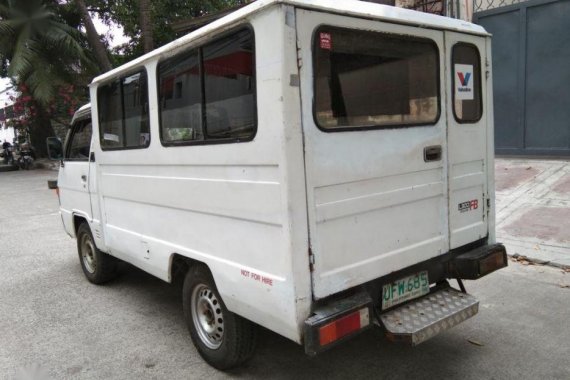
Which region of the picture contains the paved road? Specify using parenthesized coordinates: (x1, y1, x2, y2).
(1, 170, 569, 380)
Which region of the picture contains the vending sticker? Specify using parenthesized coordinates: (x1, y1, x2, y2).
(320, 32, 332, 50)
(455, 64, 474, 100)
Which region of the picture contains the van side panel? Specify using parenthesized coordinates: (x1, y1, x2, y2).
(89, 6, 307, 343)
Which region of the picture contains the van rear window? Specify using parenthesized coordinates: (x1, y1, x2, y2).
(314, 27, 440, 131)
(452, 43, 482, 123)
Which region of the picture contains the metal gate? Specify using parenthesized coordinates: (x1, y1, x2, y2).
(474, 0, 570, 156)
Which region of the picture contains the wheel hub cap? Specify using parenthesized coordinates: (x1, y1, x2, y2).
(81, 235, 96, 274)
(191, 284, 224, 349)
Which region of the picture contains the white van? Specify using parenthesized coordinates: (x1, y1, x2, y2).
(50, 0, 507, 370)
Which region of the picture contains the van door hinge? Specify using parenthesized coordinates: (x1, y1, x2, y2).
(309, 248, 315, 272)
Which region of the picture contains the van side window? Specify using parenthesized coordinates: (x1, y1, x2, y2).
(203, 30, 255, 141)
(314, 26, 440, 131)
(158, 27, 256, 145)
(66, 120, 92, 161)
(159, 51, 203, 142)
(452, 43, 482, 123)
(98, 70, 150, 150)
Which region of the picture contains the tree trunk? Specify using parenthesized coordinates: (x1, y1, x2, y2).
(75, 0, 113, 72)
(139, 0, 154, 53)
(28, 107, 56, 159)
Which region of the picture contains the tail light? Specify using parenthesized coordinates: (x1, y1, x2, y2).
(304, 291, 373, 356)
(319, 307, 369, 346)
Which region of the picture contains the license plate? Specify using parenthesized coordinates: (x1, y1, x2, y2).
(382, 271, 429, 309)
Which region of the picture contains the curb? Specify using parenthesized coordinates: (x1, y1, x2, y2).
(509, 253, 570, 271)
(0, 164, 18, 173)
(1, 161, 59, 172)
(34, 161, 60, 171)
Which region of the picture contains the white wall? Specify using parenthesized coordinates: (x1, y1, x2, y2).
(0, 125, 15, 144)
(0, 83, 18, 145)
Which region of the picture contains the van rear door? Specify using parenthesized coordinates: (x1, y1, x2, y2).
(445, 32, 489, 249)
(296, 10, 449, 299)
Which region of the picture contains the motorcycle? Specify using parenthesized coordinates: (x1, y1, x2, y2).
(16, 143, 34, 170)
(2, 146, 15, 165)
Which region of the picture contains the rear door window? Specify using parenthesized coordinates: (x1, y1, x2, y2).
(314, 26, 440, 131)
(452, 43, 482, 123)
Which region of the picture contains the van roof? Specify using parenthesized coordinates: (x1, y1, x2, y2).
(71, 103, 91, 125)
(92, 0, 488, 86)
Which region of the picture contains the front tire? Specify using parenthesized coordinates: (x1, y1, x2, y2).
(183, 265, 257, 370)
(76, 222, 118, 284)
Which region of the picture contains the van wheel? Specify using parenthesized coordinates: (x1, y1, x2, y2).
(77, 222, 118, 284)
(183, 265, 257, 370)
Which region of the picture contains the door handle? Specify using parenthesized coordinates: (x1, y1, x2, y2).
(424, 145, 442, 162)
(81, 175, 87, 182)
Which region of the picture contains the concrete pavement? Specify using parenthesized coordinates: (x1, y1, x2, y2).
(0, 158, 59, 172)
(495, 158, 570, 269)
(0, 169, 569, 379)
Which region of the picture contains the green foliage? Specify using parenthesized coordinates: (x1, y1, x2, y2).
(87, 0, 249, 63)
(7, 82, 87, 130)
(0, 0, 96, 106)
(0, 0, 251, 134)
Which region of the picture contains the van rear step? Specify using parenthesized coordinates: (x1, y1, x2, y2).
(377, 287, 479, 346)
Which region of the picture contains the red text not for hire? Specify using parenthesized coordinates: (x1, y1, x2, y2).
(240, 269, 273, 286)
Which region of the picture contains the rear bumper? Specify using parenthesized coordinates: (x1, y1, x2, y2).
(366, 240, 507, 313)
(448, 243, 507, 280)
(303, 242, 507, 354)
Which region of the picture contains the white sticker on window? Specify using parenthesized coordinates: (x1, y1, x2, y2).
(103, 133, 120, 142)
(455, 64, 474, 100)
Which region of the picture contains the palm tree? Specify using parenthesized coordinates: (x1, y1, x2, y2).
(139, 0, 154, 53)
(0, 0, 96, 156)
(0, 0, 95, 104)
(75, 0, 113, 71)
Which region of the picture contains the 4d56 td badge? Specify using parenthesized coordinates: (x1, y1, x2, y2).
(458, 199, 479, 213)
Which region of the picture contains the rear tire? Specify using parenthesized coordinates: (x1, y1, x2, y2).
(76, 222, 119, 284)
(182, 265, 257, 370)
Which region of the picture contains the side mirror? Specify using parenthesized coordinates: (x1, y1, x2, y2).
(46, 137, 63, 161)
